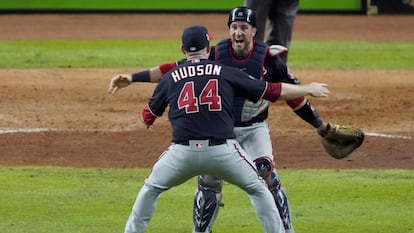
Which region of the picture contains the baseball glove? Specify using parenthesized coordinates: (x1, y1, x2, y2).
(319, 123, 365, 159)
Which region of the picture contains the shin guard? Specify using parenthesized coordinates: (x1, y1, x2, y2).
(255, 157, 294, 232)
(192, 176, 223, 233)
(269, 172, 293, 230)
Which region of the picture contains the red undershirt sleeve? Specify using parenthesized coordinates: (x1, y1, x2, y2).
(262, 82, 282, 102)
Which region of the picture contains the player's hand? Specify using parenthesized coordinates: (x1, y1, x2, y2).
(306, 82, 330, 97)
(108, 74, 132, 95)
(316, 122, 329, 136)
(141, 120, 153, 131)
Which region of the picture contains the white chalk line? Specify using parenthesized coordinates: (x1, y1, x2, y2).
(365, 132, 412, 140)
(0, 128, 137, 134)
(0, 128, 412, 140)
(0, 128, 51, 134)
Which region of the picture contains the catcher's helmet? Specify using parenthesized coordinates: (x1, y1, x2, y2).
(227, 7, 256, 28)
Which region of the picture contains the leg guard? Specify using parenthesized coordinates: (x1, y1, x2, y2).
(192, 175, 224, 233)
(255, 157, 294, 232)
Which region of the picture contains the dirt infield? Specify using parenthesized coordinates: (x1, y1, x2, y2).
(0, 14, 413, 169)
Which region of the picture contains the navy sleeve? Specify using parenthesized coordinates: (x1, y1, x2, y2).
(147, 76, 170, 116)
(224, 66, 267, 103)
(264, 55, 292, 83)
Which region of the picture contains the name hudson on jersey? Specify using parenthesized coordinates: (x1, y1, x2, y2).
(171, 64, 222, 83)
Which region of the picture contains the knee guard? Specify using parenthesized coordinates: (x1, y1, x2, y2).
(254, 157, 294, 231)
(192, 175, 224, 233)
(254, 157, 275, 179)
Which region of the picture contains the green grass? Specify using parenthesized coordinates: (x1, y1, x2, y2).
(0, 40, 413, 69)
(1, 38, 413, 233)
(0, 40, 182, 68)
(1, 167, 413, 233)
(289, 41, 414, 69)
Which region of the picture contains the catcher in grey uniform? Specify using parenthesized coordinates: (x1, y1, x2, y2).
(244, 0, 299, 62)
(123, 25, 330, 233)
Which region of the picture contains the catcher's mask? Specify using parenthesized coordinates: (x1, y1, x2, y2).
(227, 6, 256, 28)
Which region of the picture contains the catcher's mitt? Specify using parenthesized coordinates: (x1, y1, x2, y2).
(319, 123, 365, 159)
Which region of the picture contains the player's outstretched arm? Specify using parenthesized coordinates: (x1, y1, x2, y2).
(108, 66, 164, 95)
(279, 82, 329, 100)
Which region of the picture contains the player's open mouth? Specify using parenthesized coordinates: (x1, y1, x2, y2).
(235, 39, 244, 44)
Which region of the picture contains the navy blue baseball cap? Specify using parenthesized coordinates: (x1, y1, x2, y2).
(181, 25, 212, 52)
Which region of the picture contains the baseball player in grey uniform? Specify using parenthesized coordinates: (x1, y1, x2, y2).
(244, 0, 299, 62)
(123, 25, 329, 233)
(110, 7, 329, 233)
